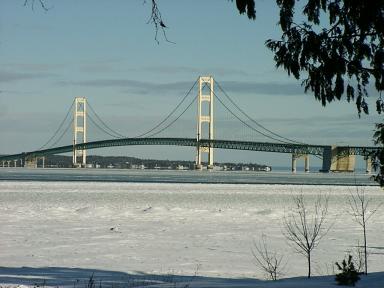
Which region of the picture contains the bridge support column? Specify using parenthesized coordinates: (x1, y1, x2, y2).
(13, 160, 17, 167)
(292, 153, 309, 173)
(25, 157, 38, 168)
(321, 146, 356, 172)
(332, 146, 355, 172)
(21, 153, 26, 168)
(321, 146, 332, 172)
(304, 155, 309, 173)
(7, 161, 10, 168)
(73, 97, 87, 168)
(291, 155, 297, 173)
(196, 76, 214, 170)
(1, 161, 4, 168)
(365, 156, 372, 174)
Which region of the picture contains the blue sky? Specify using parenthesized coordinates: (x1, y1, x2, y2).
(0, 0, 380, 168)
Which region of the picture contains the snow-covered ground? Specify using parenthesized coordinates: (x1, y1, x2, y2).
(0, 181, 383, 287)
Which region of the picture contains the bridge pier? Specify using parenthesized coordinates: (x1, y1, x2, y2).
(7, 161, 10, 168)
(365, 156, 372, 174)
(304, 155, 309, 172)
(1, 161, 4, 168)
(20, 153, 26, 168)
(195, 164, 202, 170)
(24, 157, 38, 168)
(321, 146, 332, 172)
(322, 146, 355, 172)
(291, 155, 297, 173)
(23, 156, 45, 168)
(292, 153, 309, 173)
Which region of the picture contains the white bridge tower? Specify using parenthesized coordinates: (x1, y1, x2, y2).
(73, 97, 87, 167)
(196, 76, 214, 169)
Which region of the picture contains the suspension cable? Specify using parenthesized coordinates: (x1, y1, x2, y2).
(83, 78, 198, 140)
(206, 84, 294, 144)
(87, 101, 125, 138)
(215, 81, 306, 145)
(87, 112, 122, 139)
(214, 81, 323, 159)
(37, 99, 75, 150)
(133, 78, 198, 138)
(47, 115, 74, 149)
(85, 89, 197, 141)
(145, 94, 198, 138)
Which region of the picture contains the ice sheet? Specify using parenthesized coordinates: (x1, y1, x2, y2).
(0, 182, 383, 287)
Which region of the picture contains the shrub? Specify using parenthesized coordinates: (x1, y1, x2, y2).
(335, 255, 361, 286)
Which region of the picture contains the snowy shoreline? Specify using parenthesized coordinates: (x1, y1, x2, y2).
(0, 267, 383, 288)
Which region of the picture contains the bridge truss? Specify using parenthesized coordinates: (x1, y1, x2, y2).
(0, 137, 377, 162)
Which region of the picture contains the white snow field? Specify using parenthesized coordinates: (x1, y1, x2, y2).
(0, 181, 383, 287)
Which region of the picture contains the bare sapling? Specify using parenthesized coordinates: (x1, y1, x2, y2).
(283, 193, 331, 278)
(251, 234, 285, 280)
(348, 186, 382, 275)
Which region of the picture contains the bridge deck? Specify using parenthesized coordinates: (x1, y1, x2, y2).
(0, 138, 378, 162)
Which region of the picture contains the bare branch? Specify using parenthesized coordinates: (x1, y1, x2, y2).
(346, 241, 365, 273)
(145, 0, 175, 44)
(23, 0, 49, 11)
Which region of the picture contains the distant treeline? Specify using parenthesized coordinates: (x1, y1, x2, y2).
(45, 155, 194, 169)
(44, 155, 271, 171)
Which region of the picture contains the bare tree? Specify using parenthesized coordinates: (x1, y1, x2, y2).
(348, 187, 382, 275)
(283, 193, 330, 278)
(251, 234, 285, 280)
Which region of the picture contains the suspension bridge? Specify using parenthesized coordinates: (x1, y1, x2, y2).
(0, 76, 378, 172)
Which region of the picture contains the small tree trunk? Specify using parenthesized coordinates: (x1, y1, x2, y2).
(363, 223, 368, 275)
(308, 252, 311, 278)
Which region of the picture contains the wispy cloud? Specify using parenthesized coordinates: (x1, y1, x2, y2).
(218, 81, 305, 95)
(78, 58, 126, 73)
(0, 70, 55, 82)
(57, 78, 306, 96)
(2, 63, 63, 72)
(141, 66, 250, 77)
(58, 79, 194, 95)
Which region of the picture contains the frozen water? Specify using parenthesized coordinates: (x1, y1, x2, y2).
(0, 180, 383, 287)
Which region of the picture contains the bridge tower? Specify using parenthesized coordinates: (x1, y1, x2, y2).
(73, 97, 87, 168)
(196, 76, 214, 169)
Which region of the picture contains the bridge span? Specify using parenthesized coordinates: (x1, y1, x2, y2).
(0, 137, 378, 173)
(0, 76, 379, 172)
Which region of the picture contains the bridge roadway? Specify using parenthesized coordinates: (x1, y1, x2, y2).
(0, 137, 378, 162)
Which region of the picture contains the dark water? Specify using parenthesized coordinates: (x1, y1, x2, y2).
(0, 167, 377, 186)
